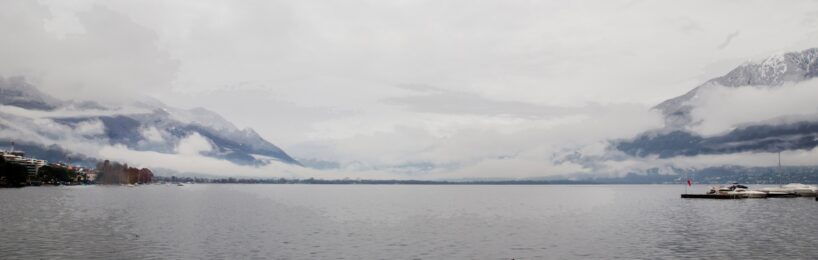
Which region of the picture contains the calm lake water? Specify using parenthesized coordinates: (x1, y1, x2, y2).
(1, 184, 817, 259)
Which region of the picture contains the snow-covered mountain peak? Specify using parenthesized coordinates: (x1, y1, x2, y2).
(174, 107, 239, 133)
(758, 52, 788, 79)
(655, 48, 818, 128)
(618, 48, 818, 159)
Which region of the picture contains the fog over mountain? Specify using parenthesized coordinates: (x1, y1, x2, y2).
(0, 76, 299, 168)
(617, 49, 818, 158)
(3, 0, 818, 179)
(656, 48, 818, 129)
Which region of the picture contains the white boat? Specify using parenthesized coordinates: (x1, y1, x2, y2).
(707, 183, 767, 198)
(728, 189, 767, 198)
(758, 186, 797, 197)
(758, 183, 816, 197)
(759, 189, 798, 197)
(780, 183, 816, 197)
(764, 153, 817, 197)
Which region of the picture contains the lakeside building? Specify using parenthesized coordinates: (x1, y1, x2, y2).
(1, 151, 47, 181)
(2, 145, 141, 186)
(85, 170, 98, 182)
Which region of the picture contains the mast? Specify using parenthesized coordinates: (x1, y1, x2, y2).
(777, 151, 783, 184)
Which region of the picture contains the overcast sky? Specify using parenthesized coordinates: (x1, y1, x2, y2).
(2, 0, 818, 178)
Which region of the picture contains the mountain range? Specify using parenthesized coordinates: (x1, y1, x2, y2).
(616, 48, 818, 158)
(2, 48, 818, 178)
(0, 76, 299, 167)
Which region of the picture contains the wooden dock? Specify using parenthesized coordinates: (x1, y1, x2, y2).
(766, 193, 798, 198)
(681, 194, 744, 199)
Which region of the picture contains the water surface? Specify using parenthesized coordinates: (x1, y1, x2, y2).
(1, 184, 817, 259)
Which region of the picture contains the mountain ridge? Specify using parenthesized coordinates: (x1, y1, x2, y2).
(0, 76, 300, 168)
(655, 48, 818, 128)
(617, 48, 818, 158)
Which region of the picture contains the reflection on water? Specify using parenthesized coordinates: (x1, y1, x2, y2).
(1, 185, 817, 259)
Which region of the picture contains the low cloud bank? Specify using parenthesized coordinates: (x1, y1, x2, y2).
(4, 79, 818, 180)
(0, 104, 412, 179)
(689, 79, 818, 136)
(97, 144, 408, 180)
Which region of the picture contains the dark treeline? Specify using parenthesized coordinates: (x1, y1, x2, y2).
(152, 176, 597, 185)
(96, 160, 154, 185)
(37, 165, 80, 184)
(0, 156, 83, 187)
(152, 167, 818, 185)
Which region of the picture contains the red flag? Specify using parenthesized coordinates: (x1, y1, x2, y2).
(687, 179, 692, 186)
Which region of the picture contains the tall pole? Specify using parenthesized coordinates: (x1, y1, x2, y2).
(778, 151, 782, 184)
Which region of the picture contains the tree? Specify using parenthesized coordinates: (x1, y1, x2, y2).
(94, 160, 154, 184)
(126, 167, 139, 184)
(96, 160, 125, 184)
(37, 166, 78, 184)
(137, 168, 153, 184)
(0, 158, 29, 187)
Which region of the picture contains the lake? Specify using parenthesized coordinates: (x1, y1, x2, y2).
(1, 184, 817, 259)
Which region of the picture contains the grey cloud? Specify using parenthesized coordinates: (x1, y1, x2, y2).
(675, 17, 703, 34)
(801, 10, 818, 26)
(717, 31, 740, 49)
(386, 85, 575, 117)
(0, 2, 178, 102)
(4, 1, 818, 179)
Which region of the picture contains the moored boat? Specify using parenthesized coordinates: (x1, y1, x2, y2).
(759, 183, 817, 197)
(728, 189, 767, 198)
(765, 153, 817, 197)
(707, 183, 767, 198)
(780, 183, 817, 197)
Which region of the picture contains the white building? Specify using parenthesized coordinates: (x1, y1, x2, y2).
(1, 151, 47, 176)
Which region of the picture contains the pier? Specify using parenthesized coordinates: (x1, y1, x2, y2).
(681, 194, 745, 199)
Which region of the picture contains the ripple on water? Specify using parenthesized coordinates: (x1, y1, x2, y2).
(2, 185, 818, 259)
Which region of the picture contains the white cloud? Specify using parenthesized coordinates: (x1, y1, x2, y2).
(290, 102, 664, 177)
(175, 133, 213, 156)
(0, 104, 148, 119)
(689, 79, 818, 136)
(437, 158, 590, 180)
(140, 126, 165, 143)
(599, 148, 818, 176)
(0, 2, 178, 102)
(73, 119, 105, 136)
(97, 144, 413, 180)
(3, 0, 818, 179)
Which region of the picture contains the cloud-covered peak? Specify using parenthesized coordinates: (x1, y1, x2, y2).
(0, 2, 179, 102)
(618, 48, 818, 162)
(656, 48, 818, 128)
(0, 76, 62, 110)
(0, 79, 300, 172)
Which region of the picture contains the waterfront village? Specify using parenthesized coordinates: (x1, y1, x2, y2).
(0, 146, 154, 188)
